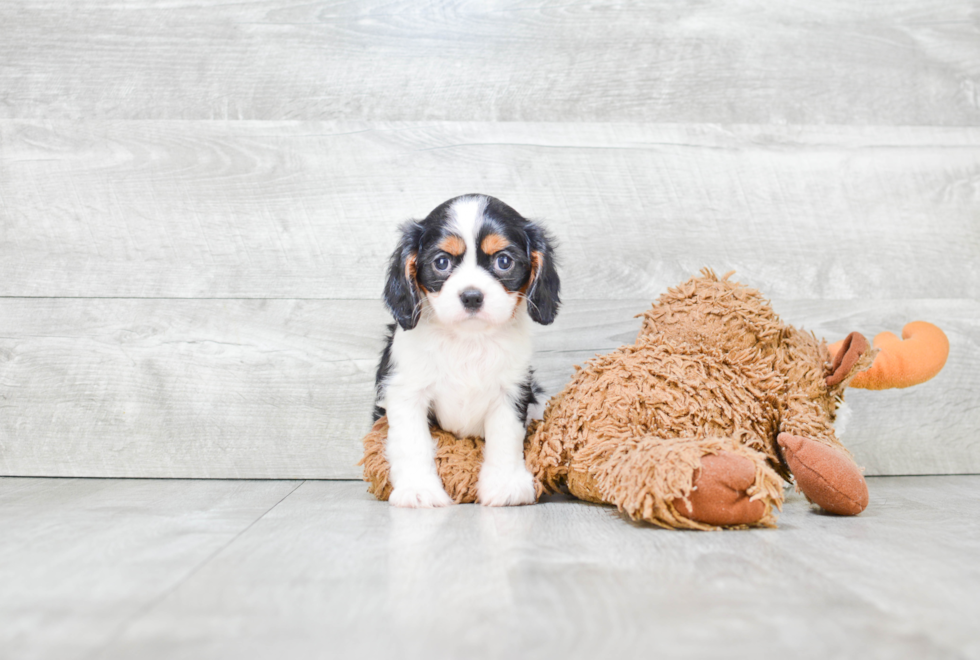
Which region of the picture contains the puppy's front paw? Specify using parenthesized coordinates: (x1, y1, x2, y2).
(477, 465, 537, 507)
(389, 473, 454, 508)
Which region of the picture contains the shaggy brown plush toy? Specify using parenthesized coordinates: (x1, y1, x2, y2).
(361, 270, 949, 529)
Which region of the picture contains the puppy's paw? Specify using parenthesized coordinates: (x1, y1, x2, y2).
(477, 465, 537, 507)
(389, 473, 454, 508)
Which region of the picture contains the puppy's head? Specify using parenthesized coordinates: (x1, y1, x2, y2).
(383, 194, 560, 330)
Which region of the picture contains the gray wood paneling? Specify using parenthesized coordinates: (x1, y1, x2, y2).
(1, 1, 978, 478)
(1, 296, 975, 478)
(0, 298, 388, 478)
(2, 478, 968, 659)
(2, 121, 978, 300)
(0, 477, 300, 660)
(1, 1, 979, 124)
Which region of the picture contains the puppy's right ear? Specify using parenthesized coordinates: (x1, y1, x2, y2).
(383, 222, 424, 330)
(525, 223, 561, 325)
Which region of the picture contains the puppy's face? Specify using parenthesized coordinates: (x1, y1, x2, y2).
(418, 196, 533, 327)
(384, 195, 560, 331)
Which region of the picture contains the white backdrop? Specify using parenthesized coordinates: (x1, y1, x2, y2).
(0, 2, 977, 477)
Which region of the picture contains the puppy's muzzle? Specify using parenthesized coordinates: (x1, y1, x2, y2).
(460, 288, 484, 312)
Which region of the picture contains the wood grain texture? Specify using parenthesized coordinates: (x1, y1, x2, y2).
(0, 298, 387, 478)
(2, 2, 978, 479)
(2, 478, 965, 660)
(1, 1, 979, 124)
(2, 121, 978, 300)
(1, 296, 975, 478)
(0, 477, 300, 660)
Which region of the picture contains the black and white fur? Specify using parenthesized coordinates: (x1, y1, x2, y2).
(374, 194, 560, 508)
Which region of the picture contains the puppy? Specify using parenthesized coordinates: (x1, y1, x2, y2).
(373, 194, 560, 507)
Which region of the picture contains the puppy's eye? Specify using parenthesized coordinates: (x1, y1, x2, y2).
(434, 255, 451, 272)
(494, 254, 513, 271)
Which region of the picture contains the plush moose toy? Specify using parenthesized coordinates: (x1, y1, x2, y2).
(361, 270, 948, 529)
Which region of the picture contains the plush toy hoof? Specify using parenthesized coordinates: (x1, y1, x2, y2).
(777, 433, 869, 516)
(672, 452, 767, 526)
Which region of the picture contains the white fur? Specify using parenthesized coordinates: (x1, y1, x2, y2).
(526, 399, 545, 423)
(382, 196, 538, 508)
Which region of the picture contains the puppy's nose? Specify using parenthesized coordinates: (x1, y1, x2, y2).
(460, 288, 484, 311)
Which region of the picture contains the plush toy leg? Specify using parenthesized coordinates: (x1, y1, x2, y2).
(777, 433, 869, 515)
(569, 435, 784, 530)
(672, 452, 769, 526)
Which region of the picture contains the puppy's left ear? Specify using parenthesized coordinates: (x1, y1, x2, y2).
(525, 223, 561, 325)
(383, 222, 424, 330)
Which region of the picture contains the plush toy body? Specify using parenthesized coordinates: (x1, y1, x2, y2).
(362, 270, 948, 530)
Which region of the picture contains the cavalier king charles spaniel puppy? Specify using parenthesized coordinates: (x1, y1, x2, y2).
(373, 194, 560, 508)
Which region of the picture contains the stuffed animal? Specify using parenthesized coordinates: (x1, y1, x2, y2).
(361, 270, 949, 529)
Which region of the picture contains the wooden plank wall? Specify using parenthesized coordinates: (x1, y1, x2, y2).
(0, 1, 977, 478)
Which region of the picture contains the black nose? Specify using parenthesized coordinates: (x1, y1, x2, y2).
(460, 288, 484, 311)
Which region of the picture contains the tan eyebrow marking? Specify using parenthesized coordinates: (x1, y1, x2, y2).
(480, 233, 510, 254)
(437, 235, 466, 256)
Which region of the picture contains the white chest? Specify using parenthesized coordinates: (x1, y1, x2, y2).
(429, 340, 525, 436)
(388, 318, 533, 438)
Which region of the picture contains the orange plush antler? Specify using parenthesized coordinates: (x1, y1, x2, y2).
(828, 321, 949, 390)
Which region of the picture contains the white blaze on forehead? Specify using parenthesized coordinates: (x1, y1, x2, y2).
(448, 196, 487, 265)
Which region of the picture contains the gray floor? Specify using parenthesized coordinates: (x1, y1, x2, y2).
(2, 476, 979, 660)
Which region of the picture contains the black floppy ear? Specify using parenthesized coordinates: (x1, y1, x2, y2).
(383, 222, 424, 330)
(525, 223, 561, 325)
